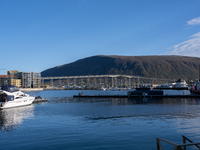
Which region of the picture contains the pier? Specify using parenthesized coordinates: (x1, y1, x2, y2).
(73, 94, 200, 99)
(33, 98, 47, 103)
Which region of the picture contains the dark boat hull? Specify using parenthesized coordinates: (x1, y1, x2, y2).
(127, 90, 163, 95)
(190, 89, 200, 95)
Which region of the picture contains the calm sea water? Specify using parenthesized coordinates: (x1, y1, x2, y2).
(1, 90, 200, 150)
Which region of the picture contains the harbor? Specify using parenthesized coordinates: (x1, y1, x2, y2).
(1, 0, 200, 149)
(1, 89, 200, 150)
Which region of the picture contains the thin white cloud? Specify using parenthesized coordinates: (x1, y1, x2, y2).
(166, 32, 200, 57)
(187, 17, 200, 25)
(166, 17, 200, 57)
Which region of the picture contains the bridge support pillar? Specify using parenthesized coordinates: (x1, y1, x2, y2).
(87, 77, 90, 88)
(67, 78, 69, 88)
(112, 77, 114, 88)
(81, 78, 83, 87)
(74, 78, 76, 86)
(105, 77, 108, 88)
(59, 79, 61, 87)
(51, 79, 53, 87)
(94, 77, 96, 88)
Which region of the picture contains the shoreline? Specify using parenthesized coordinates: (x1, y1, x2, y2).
(20, 88, 44, 91)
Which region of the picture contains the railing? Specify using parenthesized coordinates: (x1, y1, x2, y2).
(156, 135, 200, 150)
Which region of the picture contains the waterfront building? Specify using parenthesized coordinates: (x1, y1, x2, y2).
(0, 75, 11, 86)
(8, 70, 22, 87)
(20, 72, 41, 88)
(7, 70, 41, 88)
(11, 79, 22, 88)
(33, 73, 41, 88)
(20, 72, 34, 88)
(7, 70, 20, 79)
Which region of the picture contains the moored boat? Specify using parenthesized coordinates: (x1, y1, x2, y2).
(0, 85, 35, 109)
(190, 79, 200, 94)
(127, 87, 163, 95)
(154, 78, 188, 90)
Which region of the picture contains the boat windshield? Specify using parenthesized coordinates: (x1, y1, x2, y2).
(0, 85, 19, 92)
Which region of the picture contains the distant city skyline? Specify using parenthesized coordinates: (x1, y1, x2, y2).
(1, 0, 200, 74)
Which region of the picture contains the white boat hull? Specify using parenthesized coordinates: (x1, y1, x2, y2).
(0, 97, 35, 109)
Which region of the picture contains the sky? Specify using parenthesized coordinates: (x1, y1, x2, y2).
(1, 0, 200, 74)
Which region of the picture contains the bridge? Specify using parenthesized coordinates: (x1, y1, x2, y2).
(40, 75, 175, 89)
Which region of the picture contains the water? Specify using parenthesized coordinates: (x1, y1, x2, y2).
(1, 90, 200, 150)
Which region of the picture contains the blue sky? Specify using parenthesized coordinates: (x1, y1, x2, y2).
(1, 0, 200, 74)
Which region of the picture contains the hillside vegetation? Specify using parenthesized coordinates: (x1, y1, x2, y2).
(41, 55, 200, 80)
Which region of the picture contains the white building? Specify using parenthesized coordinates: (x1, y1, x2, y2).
(19, 72, 41, 88)
(20, 72, 34, 88)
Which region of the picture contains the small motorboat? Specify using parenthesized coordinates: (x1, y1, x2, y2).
(0, 85, 35, 109)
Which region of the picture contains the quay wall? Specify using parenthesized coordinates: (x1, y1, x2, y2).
(20, 88, 44, 91)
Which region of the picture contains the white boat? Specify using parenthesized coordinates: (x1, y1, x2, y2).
(0, 85, 35, 109)
(101, 87, 107, 91)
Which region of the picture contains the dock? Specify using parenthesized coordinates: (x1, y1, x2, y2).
(73, 94, 200, 98)
(33, 98, 47, 103)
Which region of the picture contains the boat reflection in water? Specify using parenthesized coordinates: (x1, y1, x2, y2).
(0, 105, 34, 131)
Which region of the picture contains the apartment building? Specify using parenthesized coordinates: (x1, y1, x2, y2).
(0, 75, 11, 86)
(20, 72, 41, 88)
(7, 70, 41, 88)
(20, 72, 34, 88)
(7, 70, 22, 87)
(33, 73, 41, 88)
(7, 70, 20, 79)
(11, 79, 22, 88)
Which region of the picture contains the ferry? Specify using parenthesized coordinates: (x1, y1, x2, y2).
(0, 85, 35, 109)
(154, 78, 188, 90)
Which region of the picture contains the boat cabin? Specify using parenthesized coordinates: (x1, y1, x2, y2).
(0, 85, 18, 102)
(0, 85, 20, 92)
(176, 79, 187, 87)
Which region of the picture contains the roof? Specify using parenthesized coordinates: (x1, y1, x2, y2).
(0, 85, 19, 92)
(0, 75, 10, 78)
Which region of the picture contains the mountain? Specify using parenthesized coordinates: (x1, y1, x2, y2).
(41, 55, 200, 80)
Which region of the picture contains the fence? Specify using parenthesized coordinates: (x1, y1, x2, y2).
(156, 135, 200, 150)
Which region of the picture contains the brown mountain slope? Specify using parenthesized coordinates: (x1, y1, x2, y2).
(41, 55, 200, 80)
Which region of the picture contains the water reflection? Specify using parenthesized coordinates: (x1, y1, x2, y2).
(76, 98, 200, 122)
(0, 105, 34, 132)
(40, 96, 200, 122)
(47, 96, 200, 106)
